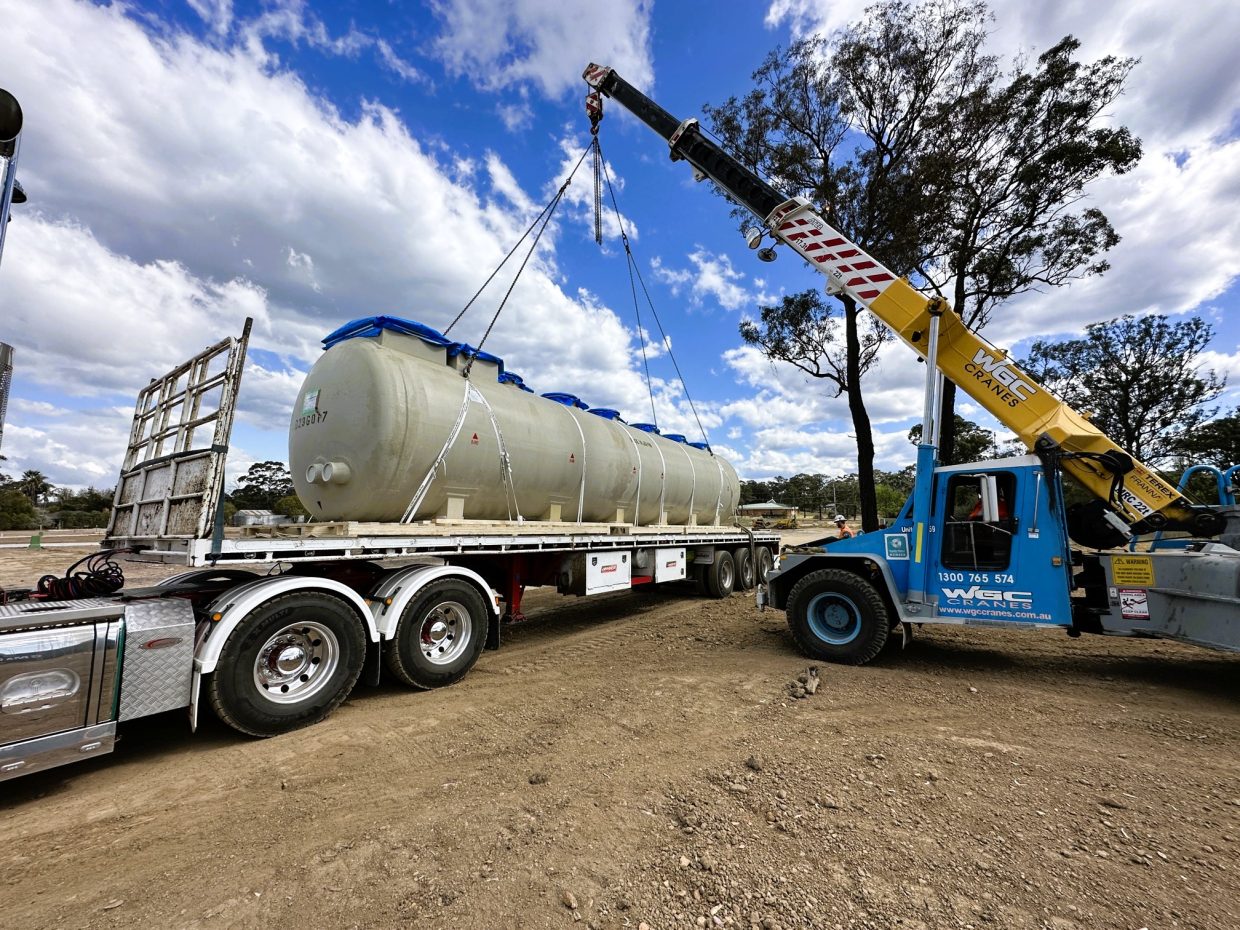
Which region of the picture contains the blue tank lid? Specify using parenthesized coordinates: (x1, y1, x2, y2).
(589, 408, 623, 421)
(664, 433, 688, 443)
(542, 392, 589, 409)
(500, 371, 536, 393)
(447, 342, 505, 374)
(688, 441, 712, 451)
(631, 423, 660, 434)
(323, 315, 452, 350)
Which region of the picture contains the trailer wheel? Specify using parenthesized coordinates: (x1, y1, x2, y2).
(733, 547, 756, 591)
(755, 547, 775, 583)
(705, 550, 735, 599)
(385, 578, 489, 689)
(785, 569, 889, 665)
(207, 592, 367, 737)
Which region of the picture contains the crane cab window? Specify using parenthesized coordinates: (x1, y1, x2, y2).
(942, 472, 1015, 570)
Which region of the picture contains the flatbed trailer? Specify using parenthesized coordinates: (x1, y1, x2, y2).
(0, 327, 778, 782)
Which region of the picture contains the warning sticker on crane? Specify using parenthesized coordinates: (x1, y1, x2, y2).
(1111, 555, 1154, 586)
(1119, 588, 1149, 619)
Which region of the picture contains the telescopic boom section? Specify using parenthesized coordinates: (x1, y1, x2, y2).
(583, 63, 1219, 539)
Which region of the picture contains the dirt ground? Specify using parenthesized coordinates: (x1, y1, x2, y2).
(2, 535, 1238, 930)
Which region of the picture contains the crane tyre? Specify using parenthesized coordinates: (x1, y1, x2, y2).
(705, 550, 736, 599)
(732, 547, 756, 591)
(207, 591, 367, 737)
(785, 569, 889, 665)
(385, 578, 489, 689)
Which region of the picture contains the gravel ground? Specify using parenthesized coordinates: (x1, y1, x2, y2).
(1, 535, 1237, 930)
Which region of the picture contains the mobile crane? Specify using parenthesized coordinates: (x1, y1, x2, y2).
(584, 63, 1240, 664)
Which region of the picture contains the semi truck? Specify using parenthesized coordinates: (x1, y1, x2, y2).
(0, 319, 779, 782)
(583, 63, 1240, 665)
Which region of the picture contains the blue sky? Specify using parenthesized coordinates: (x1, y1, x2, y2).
(2, 0, 1240, 492)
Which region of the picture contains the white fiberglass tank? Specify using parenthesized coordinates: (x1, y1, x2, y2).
(289, 316, 740, 525)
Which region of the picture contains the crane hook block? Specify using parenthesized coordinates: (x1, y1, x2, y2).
(586, 90, 603, 135)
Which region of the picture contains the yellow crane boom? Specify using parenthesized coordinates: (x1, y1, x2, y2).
(583, 63, 1222, 540)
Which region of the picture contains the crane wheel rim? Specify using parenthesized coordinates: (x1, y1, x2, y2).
(419, 600, 472, 665)
(805, 591, 863, 645)
(252, 620, 341, 704)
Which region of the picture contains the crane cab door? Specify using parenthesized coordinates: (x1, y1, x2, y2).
(928, 461, 1072, 627)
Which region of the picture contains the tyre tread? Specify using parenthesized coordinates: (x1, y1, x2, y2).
(206, 591, 366, 737)
(785, 568, 889, 665)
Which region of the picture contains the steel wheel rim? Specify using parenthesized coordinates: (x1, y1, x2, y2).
(719, 559, 734, 591)
(253, 620, 341, 704)
(419, 600, 471, 665)
(806, 591, 862, 645)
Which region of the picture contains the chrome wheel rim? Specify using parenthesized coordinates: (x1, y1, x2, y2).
(419, 601, 471, 665)
(253, 620, 340, 704)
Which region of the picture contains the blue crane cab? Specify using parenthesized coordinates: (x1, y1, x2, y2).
(765, 456, 1075, 663)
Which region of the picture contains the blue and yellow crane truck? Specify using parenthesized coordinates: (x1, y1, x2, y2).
(584, 63, 1240, 665)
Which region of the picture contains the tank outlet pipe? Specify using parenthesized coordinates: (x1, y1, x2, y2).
(0, 88, 26, 270)
(306, 461, 352, 485)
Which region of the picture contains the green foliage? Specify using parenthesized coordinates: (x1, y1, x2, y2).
(908, 415, 1001, 465)
(740, 289, 886, 395)
(1022, 314, 1224, 467)
(55, 486, 114, 512)
(0, 489, 38, 530)
(274, 495, 309, 518)
(1175, 407, 1240, 469)
(873, 483, 907, 518)
(52, 510, 110, 529)
(230, 461, 295, 511)
(711, 0, 1142, 475)
(15, 469, 52, 506)
(739, 473, 911, 521)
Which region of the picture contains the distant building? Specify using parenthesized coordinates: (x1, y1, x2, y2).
(738, 499, 799, 520)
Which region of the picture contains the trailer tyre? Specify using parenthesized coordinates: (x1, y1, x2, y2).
(385, 578, 489, 690)
(207, 592, 367, 737)
(785, 569, 888, 665)
(755, 547, 775, 583)
(732, 547, 756, 591)
(705, 550, 735, 599)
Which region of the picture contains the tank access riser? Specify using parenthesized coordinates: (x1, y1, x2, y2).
(109, 523, 779, 567)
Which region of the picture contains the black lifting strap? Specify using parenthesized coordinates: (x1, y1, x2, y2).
(445, 143, 594, 377)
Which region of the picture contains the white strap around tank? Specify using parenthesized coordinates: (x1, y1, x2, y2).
(676, 442, 697, 521)
(619, 424, 643, 525)
(550, 402, 588, 522)
(650, 434, 667, 524)
(400, 380, 522, 523)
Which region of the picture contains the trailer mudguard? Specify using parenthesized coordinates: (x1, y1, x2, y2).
(195, 576, 379, 676)
(368, 564, 500, 640)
